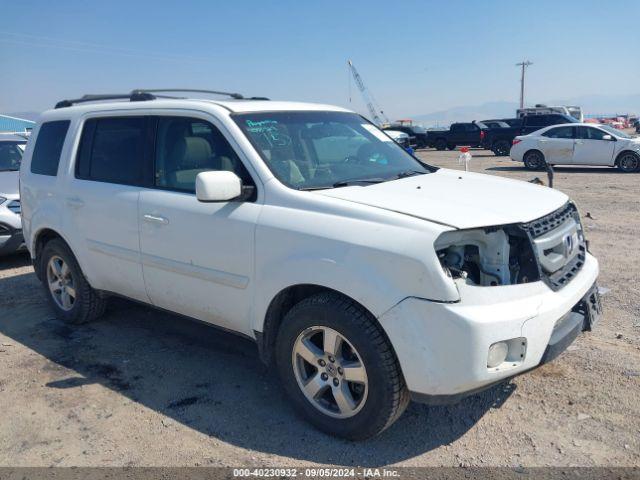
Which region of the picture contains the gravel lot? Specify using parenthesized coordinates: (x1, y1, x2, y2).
(0, 148, 638, 467)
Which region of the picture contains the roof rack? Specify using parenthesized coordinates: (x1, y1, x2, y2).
(54, 88, 269, 109)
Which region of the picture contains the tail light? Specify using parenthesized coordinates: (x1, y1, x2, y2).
(512, 139, 522, 145)
(480, 130, 485, 140)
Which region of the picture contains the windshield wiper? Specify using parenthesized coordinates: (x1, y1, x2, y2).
(396, 170, 427, 179)
(332, 178, 386, 188)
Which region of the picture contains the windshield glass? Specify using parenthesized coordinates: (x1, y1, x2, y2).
(598, 124, 631, 139)
(0, 141, 25, 171)
(233, 111, 433, 190)
(409, 126, 426, 133)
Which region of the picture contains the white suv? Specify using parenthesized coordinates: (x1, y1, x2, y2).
(20, 90, 601, 439)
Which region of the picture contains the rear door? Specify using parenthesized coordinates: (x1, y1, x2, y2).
(573, 127, 616, 166)
(539, 126, 575, 164)
(67, 115, 152, 302)
(138, 114, 261, 334)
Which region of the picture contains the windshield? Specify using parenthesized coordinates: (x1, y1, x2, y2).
(0, 141, 25, 171)
(233, 111, 433, 190)
(598, 124, 631, 139)
(409, 126, 426, 134)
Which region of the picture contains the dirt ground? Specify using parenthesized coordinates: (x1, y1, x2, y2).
(0, 148, 638, 468)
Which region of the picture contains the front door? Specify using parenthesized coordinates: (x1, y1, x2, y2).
(138, 115, 261, 334)
(572, 127, 616, 166)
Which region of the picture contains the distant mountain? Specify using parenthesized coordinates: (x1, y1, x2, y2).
(412, 94, 640, 126)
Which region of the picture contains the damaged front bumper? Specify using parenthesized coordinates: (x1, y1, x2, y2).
(379, 252, 599, 404)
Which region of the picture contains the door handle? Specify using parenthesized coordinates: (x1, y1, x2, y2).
(66, 197, 84, 208)
(575, 140, 584, 145)
(143, 214, 169, 225)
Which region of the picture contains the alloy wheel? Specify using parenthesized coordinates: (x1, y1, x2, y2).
(291, 326, 368, 419)
(47, 255, 76, 311)
(619, 153, 639, 172)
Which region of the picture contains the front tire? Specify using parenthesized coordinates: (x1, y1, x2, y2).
(40, 239, 107, 324)
(275, 292, 409, 440)
(617, 151, 640, 172)
(523, 150, 546, 170)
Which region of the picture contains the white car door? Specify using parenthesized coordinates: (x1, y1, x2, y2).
(138, 114, 261, 335)
(67, 115, 150, 303)
(538, 126, 575, 164)
(572, 126, 616, 166)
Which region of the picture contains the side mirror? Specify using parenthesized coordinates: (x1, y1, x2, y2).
(196, 171, 242, 202)
(602, 134, 614, 141)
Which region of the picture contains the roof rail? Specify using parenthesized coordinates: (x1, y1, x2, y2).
(134, 88, 246, 100)
(54, 91, 156, 109)
(54, 88, 269, 109)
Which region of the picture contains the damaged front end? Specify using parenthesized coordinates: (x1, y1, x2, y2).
(435, 202, 586, 289)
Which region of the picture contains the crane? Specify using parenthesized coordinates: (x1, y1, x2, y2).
(347, 60, 389, 126)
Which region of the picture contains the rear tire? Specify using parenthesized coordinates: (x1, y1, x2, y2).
(447, 144, 456, 151)
(616, 151, 640, 172)
(275, 292, 409, 440)
(492, 140, 511, 156)
(434, 139, 447, 151)
(523, 150, 546, 170)
(40, 239, 107, 324)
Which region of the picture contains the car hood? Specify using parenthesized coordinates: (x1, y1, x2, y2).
(315, 168, 569, 229)
(0, 171, 19, 197)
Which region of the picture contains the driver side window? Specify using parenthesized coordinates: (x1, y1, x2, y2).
(154, 117, 254, 194)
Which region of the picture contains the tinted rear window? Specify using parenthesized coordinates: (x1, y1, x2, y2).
(76, 117, 148, 186)
(30, 121, 70, 176)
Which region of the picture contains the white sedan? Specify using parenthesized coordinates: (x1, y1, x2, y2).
(510, 123, 640, 172)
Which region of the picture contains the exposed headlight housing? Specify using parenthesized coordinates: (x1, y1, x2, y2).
(435, 225, 539, 287)
(0, 196, 6, 206)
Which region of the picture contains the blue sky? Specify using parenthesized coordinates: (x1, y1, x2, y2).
(1, 0, 638, 118)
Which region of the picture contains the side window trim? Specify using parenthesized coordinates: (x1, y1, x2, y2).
(74, 115, 154, 188)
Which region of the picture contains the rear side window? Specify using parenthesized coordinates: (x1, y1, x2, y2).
(76, 117, 149, 186)
(543, 126, 574, 139)
(31, 121, 70, 176)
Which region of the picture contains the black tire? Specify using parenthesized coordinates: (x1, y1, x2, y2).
(446, 144, 456, 151)
(523, 150, 546, 170)
(492, 140, 511, 156)
(40, 238, 107, 324)
(434, 138, 447, 151)
(616, 151, 640, 173)
(275, 292, 409, 440)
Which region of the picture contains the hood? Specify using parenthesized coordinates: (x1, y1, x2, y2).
(316, 168, 568, 229)
(0, 171, 19, 197)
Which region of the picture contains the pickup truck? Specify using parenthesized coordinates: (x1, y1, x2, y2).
(482, 114, 578, 156)
(428, 122, 488, 150)
(382, 125, 429, 149)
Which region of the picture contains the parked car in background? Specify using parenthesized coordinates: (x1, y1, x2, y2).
(482, 118, 522, 128)
(384, 129, 412, 151)
(482, 114, 578, 156)
(383, 125, 429, 149)
(428, 121, 488, 150)
(479, 120, 511, 129)
(0, 134, 27, 255)
(517, 105, 583, 122)
(510, 123, 640, 172)
(20, 91, 600, 440)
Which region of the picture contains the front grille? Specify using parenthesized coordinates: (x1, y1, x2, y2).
(524, 202, 586, 291)
(527, 202, 577, 238)
(7, 200, 20, 215)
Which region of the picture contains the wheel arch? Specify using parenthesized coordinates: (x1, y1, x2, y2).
(257, 284, 391, 366)
(614, 149, 640, 166)
(524, 148, 545, 159)
(32, 227, 71, 280)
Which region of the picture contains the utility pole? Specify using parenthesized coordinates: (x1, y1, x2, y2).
(516, 60, 533, 109)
